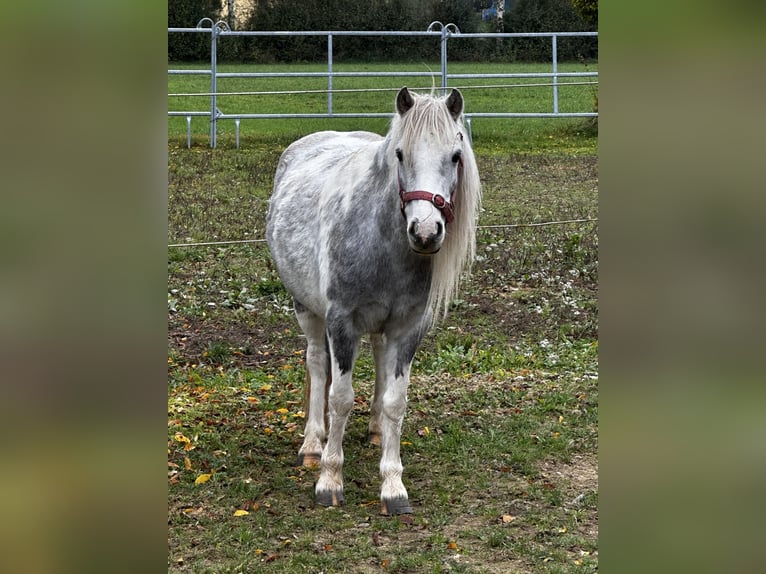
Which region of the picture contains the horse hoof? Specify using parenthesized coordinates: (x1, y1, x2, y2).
(368, 432, 381, 446)
(380, 496, 413, 516)
(296, 452, 321, 468)
(316, 489, 344, 507)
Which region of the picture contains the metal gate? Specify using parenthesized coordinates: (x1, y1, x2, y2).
(168, 21, 597, 148)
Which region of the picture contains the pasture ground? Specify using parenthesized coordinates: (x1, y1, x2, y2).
(168, 111, 598, 573)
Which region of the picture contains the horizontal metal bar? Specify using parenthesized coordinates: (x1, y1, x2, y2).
(213, 30, 597, 39)
(168, 111, 211, 117)
(466, 112, 598, 118)
(203, 112, 598, 120)
(212, 72, 596, 81)
(452, 32, 598, 39)
(168, 69, 212, 75)
(448, 72, 598, 79)
(169, 82, 598, 98)
(215, 71, 438, 79)
(219, 30, 438, 38)
(168, 28, 210, 33)
(217, 113, 394, 119)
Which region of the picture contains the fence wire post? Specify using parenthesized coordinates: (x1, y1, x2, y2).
(186, 115, 192, 148)
(235, 118, 240, 149)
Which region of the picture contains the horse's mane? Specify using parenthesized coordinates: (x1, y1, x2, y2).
(388, 90, 483, 323)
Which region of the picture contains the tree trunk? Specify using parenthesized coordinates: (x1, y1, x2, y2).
(494, 0, 505, 49)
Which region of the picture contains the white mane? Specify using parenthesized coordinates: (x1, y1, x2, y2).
(389, 91, 482, 322)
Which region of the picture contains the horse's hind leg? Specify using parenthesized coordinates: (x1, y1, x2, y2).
(368, 334, 387, 447)
(294, 302, 329, 468)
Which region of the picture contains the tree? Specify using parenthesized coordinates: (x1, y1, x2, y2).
(571, 0, 598, 27)
(505, 0, 596, 61)
(168, 0, 221, 61)
(493, 0, 505, 33)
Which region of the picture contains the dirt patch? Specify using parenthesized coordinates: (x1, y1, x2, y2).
(168, 313, 303, 370)
(540, 453, 599, 542)
(540, 453, 598, 502)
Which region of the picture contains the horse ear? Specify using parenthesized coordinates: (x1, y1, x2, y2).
(396, 87, 415, 116)
(445, 88, 463, 120)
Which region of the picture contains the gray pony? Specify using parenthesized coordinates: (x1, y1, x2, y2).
(266, 87, 482, 515)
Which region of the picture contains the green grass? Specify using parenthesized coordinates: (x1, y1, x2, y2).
(168, 71, 597, 572)
(168, 61, 598, 154)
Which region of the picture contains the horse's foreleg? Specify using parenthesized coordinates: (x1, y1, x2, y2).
(378, 363, 413, 515)
(295, 306, 328, 468)
(315, 319, 358, 507)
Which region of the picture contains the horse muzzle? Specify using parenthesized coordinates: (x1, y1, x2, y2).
(407, 218, 444, 254)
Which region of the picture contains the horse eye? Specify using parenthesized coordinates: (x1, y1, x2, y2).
(395, 149, 403, 162)
(451, 151, 462, 164)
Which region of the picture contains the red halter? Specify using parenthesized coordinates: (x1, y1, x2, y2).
(398, 168, 457, 224)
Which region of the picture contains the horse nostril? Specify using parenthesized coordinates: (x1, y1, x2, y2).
(408, 220, 418, 237)
(436, 221, 443, 237)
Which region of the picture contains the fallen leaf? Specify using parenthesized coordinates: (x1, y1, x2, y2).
(447, 541, 458, 550)
(501, 514, 516, 523)
(324, 544, 333, 552)
(174, 432, 191, 445)
(194, 473, 212, 485)
(184, 457, 192, 470)
(233, 509, 249, 516)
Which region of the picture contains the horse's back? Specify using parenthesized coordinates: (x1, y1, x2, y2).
(274, 130, 382, 181)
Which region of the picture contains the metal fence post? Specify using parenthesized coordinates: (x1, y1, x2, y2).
(427, 22, 459, 96)
(440, 26, 448, 95)
(552, 34, 559, 115)
(327, 34, 333, 115)
(210, 23, 218, 148)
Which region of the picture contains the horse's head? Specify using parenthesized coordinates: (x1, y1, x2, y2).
(393, 87, 466, 255)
